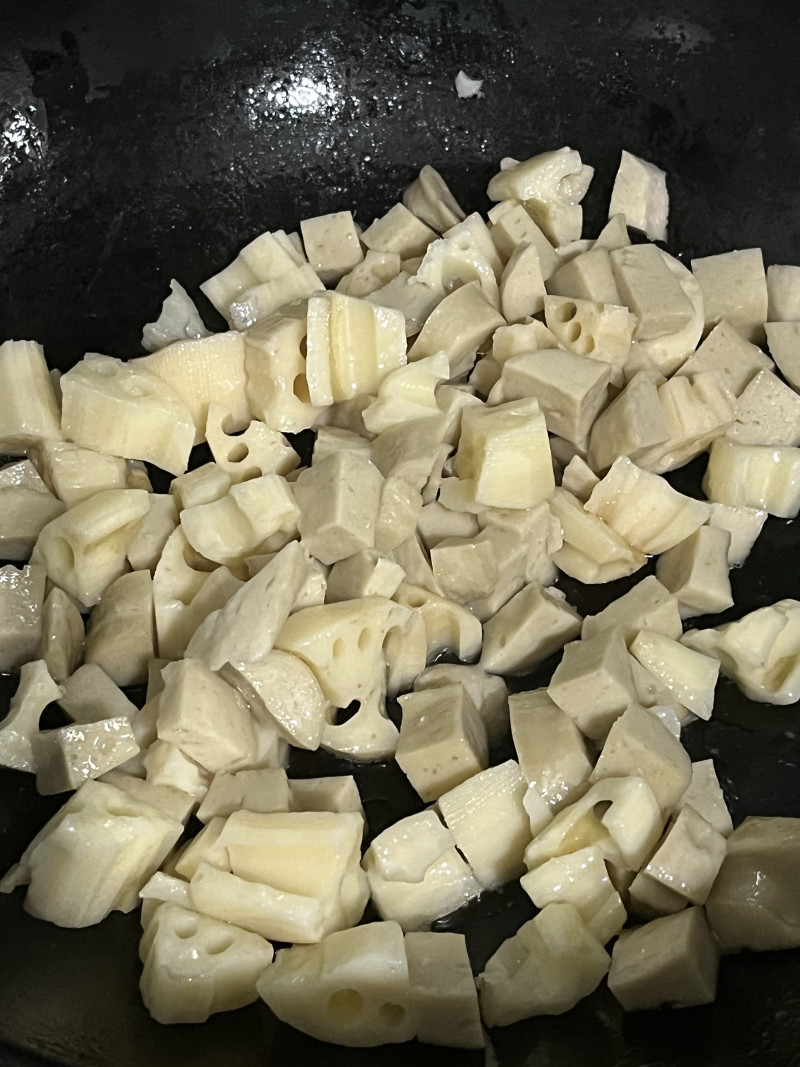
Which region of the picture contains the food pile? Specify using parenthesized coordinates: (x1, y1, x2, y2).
(0, 146, 799, 1049)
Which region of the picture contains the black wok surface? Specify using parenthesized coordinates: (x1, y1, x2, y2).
(1, 1, 800, 1064)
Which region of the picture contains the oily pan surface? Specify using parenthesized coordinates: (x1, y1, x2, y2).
(1, 1, 799, 1064)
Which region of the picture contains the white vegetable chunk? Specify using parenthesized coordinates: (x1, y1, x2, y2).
(609, 908, 720, 1011)
(126, 493, 178, 574)
(610, 243, 694, 341)
(0, 459, 64, 559)
(691, 247, 768, 343)
(140, 902, 274, 1024)
(300, 210, 364, 284)
(403, 164, 466, 233)
(590, 702, 693, 814)
(488, 199, 560, 278)
(58, 662, 138, 724)
(726, 368, 800, 447)
(481, 582, 581, 676)
(0, 660, 63, 772)
(407, 282, 505, 378)
(655, 526, 733, 619)
(678, 759, 733, 837)
(437, 760, 531, 889)
(486, 147, 594, 246)
(509, 688, 592, 811)
(141, 279, 209, 352)
(205, 405, 299, 482)
(631, 803, 727, 912)
(676, 317, 771, 395)
(0, 779, 183, 926)
(395, 684, 489, 801)
(765, 320, 800, 391)
(33, 716, 139, 795)
(84, 570, 155, 687)
(585, 456, 711, 555)
(479, 903, 610, 1026)
(0, 563, 47, 673)
(682, 598, 800, 703)
(199, 229, 303, 316)
(524, 776, 664, 873)
(703, 436, 800, 518)
(191, 810, 368, 943)
(608, 150, 668, 242)
(257, 921, 416, 1047)
(0, 339, 62, 453)
(546, 247, 622, 306)
(180, 474, 299, 567)
(185, 540, 308, 671)
(549, 487, 647, 584)
(447, 397, 555, 511)
(581, 574, 682, 646)
(305, 291, 407, 405)
(362, 810, 482, 931)
(244, 301, 324, 433)
(361, 203, 437, 259)
(705, 816, 800, 952)
(294, 450, 383, 565)
(543, 296, 635, 386)
(706, 503, 767, 568)
(156, 659, 257, 774)
(547, 626, 638, 740)
(139, 331, 249, 444)
(39, 587, 84, 684)
(766, 263, 800, 321)
(393, 582, 483, 663)
(413, 663, 509, 744)
(500, 347, 612, 450)
(220, 650, 329, 751)
(60, 353, 196, 476)
(195, 769, 291, 823)
(520, 844, 627, 945)
(31, 488, 150, 608)
(33, 440, 129, 506)
(405, 931, 483, 1048)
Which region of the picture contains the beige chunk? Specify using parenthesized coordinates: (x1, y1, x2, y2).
(85, 570, 155, 687)
(655, 526, 733, 619)
(300, 210, 363, 284)
(295, 450, 383, 565)
(676, 318, 771, 396)
(691, 247, 768, 343)
(590, 702, 692, 814)
(548, 627, 638, 740)
(501, 348, 611, 450)
(396, 684, 488, 802)
(727, 369, 800, 446)
(481, 582, 582, 676)
(610, 243, 695, 341)
(765, 320, 800, 391)
(608, 907, 719, 1010)
(509, 688, 592, 811)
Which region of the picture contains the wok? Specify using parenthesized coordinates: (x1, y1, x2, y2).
(1, 0, 799, 1064)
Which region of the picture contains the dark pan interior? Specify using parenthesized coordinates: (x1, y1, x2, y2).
(1, 2, 800, 1065)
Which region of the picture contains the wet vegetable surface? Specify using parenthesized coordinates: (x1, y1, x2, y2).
(1, 1, 799, 1064)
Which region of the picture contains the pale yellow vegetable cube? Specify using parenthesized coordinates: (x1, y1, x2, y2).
(396, 684, 488, 802)
(437, 760, 530, 889)
(547, 626, 638, 740)
(608, 907, 719, 1010)
(691, 247, 768, 343)
(481, 582, 581, 676)
(509, 688, 592, 811)
(479, 903, 610, 1026)
(590, 702, 693, 814)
